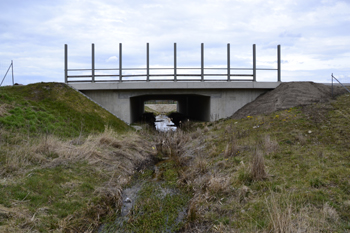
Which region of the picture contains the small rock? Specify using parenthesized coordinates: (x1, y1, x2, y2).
(132, 126, 142, 131)
(124, 197, 131, 203)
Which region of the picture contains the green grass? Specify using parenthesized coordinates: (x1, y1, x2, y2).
(0, 82, 135, 232)
(2, 83, 350, 232)
(144, 106, 160, 115)
(103, 158, 191, 233)
(0, 162, 109, 230)
(0, 82, 130, 138)
(124, 182, 189, 233)
(188, 94, 350, 231)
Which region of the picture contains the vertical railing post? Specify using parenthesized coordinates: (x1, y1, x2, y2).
(174, 43, 177, 82)
(92, 43, 95, 83)
(119, 43, 122, 82)
(64, 44, 68, 83)
(277, 44, 281, 82)
(253, 44, 256, 82)
(146, 43, 150, 81)
(201, 43, 204, 81)
(11, 60, 14, 85)
(332, 73, 334, 97)
(227, 43, 230, 81)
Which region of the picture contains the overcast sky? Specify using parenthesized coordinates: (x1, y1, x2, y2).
(0, 0, 349, 85)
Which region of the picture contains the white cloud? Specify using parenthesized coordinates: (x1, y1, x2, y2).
(0, 0, 349, 84)
(106, 56, 118, 62)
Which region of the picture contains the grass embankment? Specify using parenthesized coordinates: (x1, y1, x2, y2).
(0, 83, 155, 232)
(117, 92, 350, 232)
(169, 92, 350, 232)
(144, 105, 160, 115)
(1, 82, 350, 232)
(0, 82, 129, 137)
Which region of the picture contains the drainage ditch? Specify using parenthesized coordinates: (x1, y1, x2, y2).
(99, 134, 191, 232)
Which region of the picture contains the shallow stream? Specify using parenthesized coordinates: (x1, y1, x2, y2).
(154, 115, 177, 132)
(99, 158, 190, 232)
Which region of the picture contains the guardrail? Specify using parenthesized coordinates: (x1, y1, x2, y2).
(64, 43, 281, 83)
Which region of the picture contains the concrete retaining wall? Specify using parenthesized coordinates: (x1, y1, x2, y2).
(80, 88, 269, 123)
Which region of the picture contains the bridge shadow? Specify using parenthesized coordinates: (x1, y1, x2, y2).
(130, 94, 210, 124)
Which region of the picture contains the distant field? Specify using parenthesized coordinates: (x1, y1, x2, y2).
(145, 104, 177, 114)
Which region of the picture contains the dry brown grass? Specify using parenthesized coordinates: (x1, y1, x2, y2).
(296, 132, 307, 145)
(0, 127, 155, 232)
(263, 134, 279, 155)
(251, 150, 267, 181)
(0, 103, 10, 117)
(60, 180, 123, 233)
(265, 191, 340, 233)
(207, 175, 231, 194)
(155, 129, 192, 162)
(224, 135, 239, 158)
(35, 127, 154, 176)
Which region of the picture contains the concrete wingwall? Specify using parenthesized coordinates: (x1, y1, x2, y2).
(80, 88, 269, 124)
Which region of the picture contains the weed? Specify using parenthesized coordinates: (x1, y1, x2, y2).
(251, 150, 267, 181)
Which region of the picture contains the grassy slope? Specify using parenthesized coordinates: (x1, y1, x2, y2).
(0, 82, 130, 138)
(175, 92, 350, 232)
(1, 82, 350, 232)
(99, 92, 350, 232)
(0, 83, 152, 232)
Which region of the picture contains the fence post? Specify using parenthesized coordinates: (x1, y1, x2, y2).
(147, 43, 150, 81)
(174, 43, 177, 81)
(64, 44, 68, 83)
(253, 44, 256, 82)
(92, 43, 95, 83)
(201, 43, 204, 81)
(332, 73, 334, 97)
(11, 60, 14, 85)
(227, 43, 230, 81)
(119, 43, 122, 82)
(277, 45, 281, 82)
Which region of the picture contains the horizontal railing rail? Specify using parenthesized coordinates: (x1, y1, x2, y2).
(64, 43, 281, 83)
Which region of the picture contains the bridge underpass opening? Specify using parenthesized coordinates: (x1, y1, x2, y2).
(130, 94, 210, 124)
(144, 100, 178, 114)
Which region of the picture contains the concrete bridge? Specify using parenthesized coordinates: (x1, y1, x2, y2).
(69, 81, 280, 124)
(65, 43, 282, 124)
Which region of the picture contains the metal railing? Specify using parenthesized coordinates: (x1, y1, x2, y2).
(0, 60, 14, 87)
(331, 73, 350, 97)
(64, 43, 281, 83)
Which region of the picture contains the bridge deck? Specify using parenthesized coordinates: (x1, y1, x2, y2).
(69, 81, 281, 91)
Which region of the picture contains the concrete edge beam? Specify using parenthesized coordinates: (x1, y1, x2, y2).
(69, 81, 281, 91)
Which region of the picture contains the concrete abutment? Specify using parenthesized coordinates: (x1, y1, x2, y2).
(71, 82, 280, 124)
